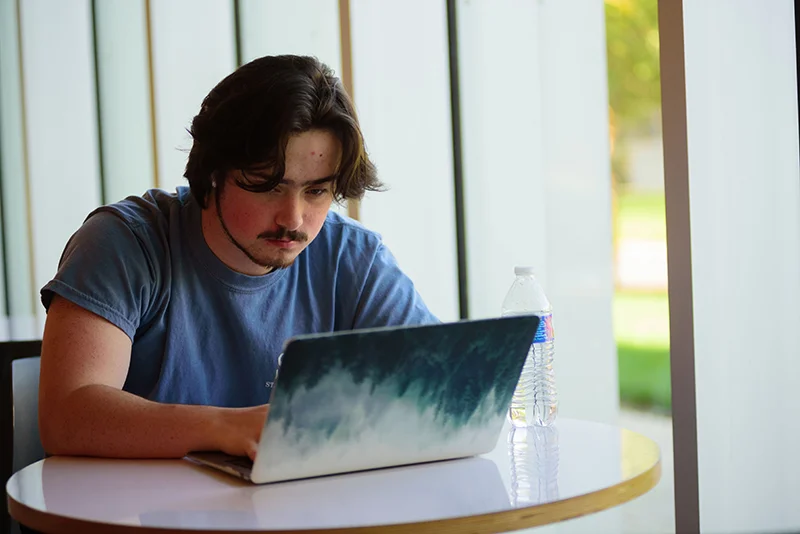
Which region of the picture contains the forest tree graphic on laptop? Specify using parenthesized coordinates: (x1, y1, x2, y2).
(258, 317, 538, 482)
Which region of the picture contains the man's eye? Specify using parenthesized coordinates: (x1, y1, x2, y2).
(307, 188, 328, 197)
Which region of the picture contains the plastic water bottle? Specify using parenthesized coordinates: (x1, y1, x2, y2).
(503, 266, 558, 427)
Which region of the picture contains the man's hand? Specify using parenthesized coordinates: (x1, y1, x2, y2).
(213, 404, 270, 460)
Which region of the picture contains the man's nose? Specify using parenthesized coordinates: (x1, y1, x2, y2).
(274, 195, 303, 231)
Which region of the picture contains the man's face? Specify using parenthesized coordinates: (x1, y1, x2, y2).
(203, 129, 341, 275)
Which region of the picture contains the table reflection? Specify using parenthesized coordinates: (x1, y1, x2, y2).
(508, 425, 560, 506)
(246, 456, 511, 529)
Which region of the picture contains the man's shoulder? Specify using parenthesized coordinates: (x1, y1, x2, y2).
(316, 209, 383, 250)
(301, 210, 385, 278)
(93, 187, 188, 231)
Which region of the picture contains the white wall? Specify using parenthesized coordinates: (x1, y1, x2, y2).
(149, 0, 236, 194)
(538, 0, 618, 426)
(681, 1, 800, 532)
(350, 0, 460, 322)
(238, 0, 341, 73)
(18, 0, 102, 331)
(458, 0, 618, 424)
(0, 0, 35, 339)
(94, 0, 156, 202)
(457, 0, 548, 318)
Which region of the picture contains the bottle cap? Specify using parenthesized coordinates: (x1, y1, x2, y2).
(514, 266, 536, 276)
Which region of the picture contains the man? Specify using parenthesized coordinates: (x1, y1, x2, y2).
(38, 55, 437, 461)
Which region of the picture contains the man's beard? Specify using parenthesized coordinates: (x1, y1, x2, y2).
(215, 190, 308, 271)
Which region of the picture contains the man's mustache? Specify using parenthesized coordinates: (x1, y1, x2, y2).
(258, 227, 308, 243)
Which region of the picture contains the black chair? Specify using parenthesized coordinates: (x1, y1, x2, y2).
(1, 340, 44, 534)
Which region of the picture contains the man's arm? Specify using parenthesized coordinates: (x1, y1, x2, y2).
(39, 296, 267, 460)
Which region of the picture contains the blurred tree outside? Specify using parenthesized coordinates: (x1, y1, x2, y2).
(606, 0, 660, 187)
(604, 0, 670, 413)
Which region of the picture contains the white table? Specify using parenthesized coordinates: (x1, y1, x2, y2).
(6, 418, 660, 533)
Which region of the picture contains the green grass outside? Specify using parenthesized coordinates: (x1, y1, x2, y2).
(615, 290, 671, 412)
(615, 190, 671, 412)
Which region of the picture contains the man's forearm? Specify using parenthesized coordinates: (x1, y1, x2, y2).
(40, 384, 227, 458)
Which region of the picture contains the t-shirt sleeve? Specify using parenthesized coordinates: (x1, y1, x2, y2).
(40, 210, 157, 340)
(352, 243, 439, 329)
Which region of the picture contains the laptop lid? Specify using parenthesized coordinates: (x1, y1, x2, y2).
(251, 315, 539, 484)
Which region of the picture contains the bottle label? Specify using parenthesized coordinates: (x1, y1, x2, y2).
(534, 314, 554, 343)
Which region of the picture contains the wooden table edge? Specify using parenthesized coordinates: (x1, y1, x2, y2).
(7, 456, 661, 534)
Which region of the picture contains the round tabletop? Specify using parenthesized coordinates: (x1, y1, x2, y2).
(7, 418, 661, 534)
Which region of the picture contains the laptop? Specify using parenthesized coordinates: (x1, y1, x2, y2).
(187, 315, 540, 484)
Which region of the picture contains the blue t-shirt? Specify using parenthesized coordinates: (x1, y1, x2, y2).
(41, 187, 438, 407)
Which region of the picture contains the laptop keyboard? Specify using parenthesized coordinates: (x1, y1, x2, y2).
(225, 456, 254, 470)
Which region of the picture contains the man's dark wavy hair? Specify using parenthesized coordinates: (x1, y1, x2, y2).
(185, 55, 381, 208)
